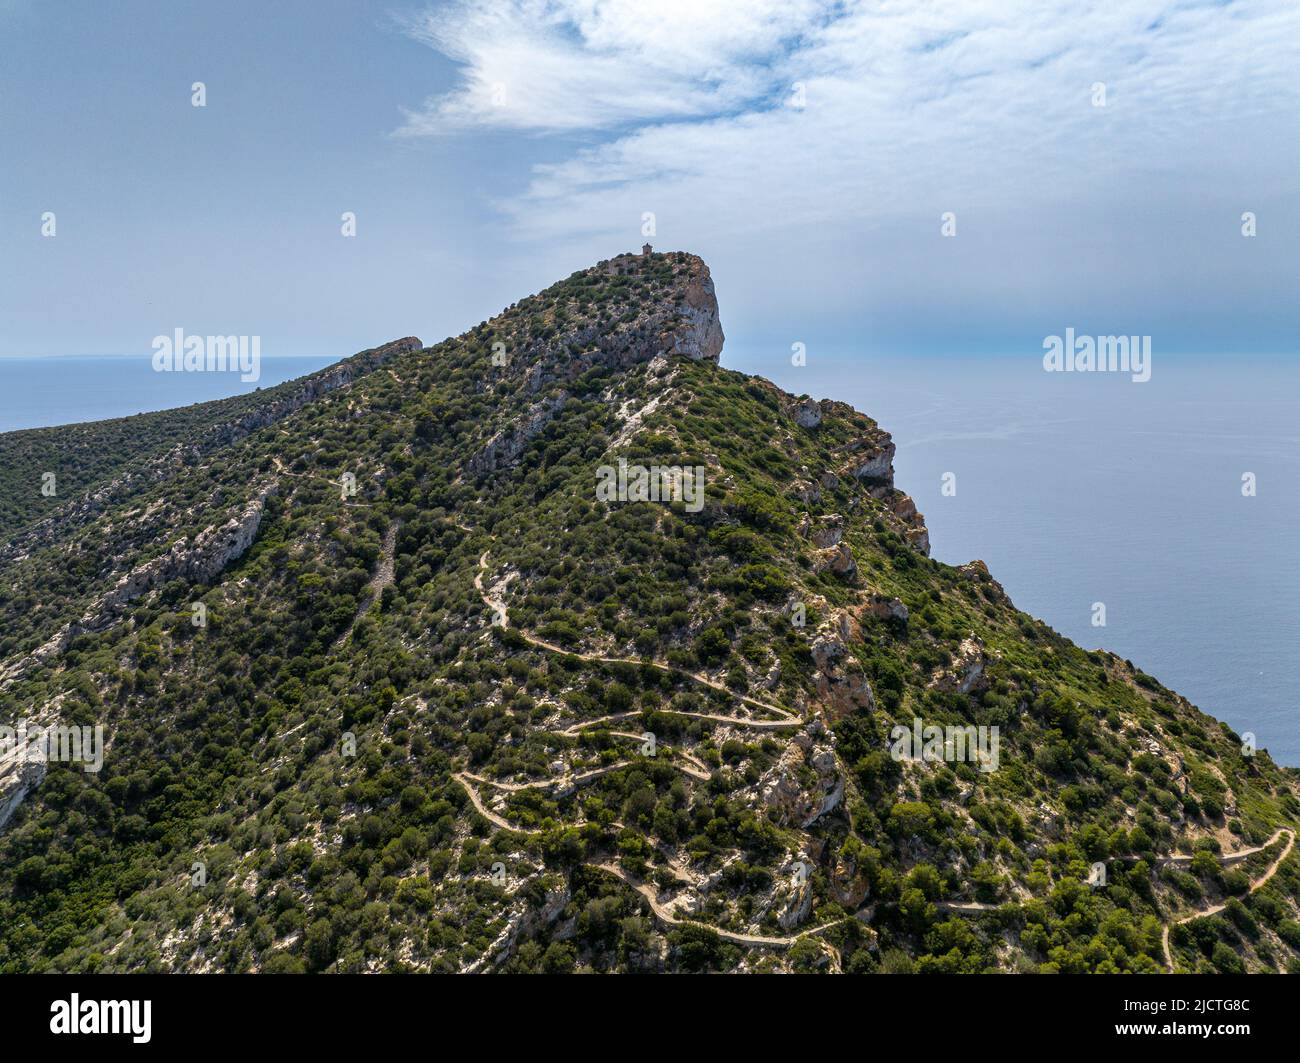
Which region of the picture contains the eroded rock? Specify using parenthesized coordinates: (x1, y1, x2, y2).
(813, 542, 856, 578)
(793, 397, 823, 429)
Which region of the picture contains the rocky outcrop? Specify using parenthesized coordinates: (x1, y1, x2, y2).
(958, 559, 1007, 601)
(790, 479, 821, 506)
(2, 487, 275, 684)
(813, 542, 856, 578)
(816, 669, 875, 722)
(467, 393, 568, 477)
(778, 879, 813, 931)
(904, 524, 931, 556)
(810, 613, 875, 721)
(930, 636, 989, 695)
(823, 419, 931, 557)
(462, 881, 570, 973)
(848, 439, 895, 485)
(799, 514, 843, 548)
(0, 702, 63, 832)
(98, 488, 273, 615)
(829, 850, 871, 910)
(746, 853, 818, 932)
(862, 594, 909, 625)
(753, 728, 843, 829)
(0, 744, 47, 832)
(792, 397, 823, 429)
(887, 492, 931, 555)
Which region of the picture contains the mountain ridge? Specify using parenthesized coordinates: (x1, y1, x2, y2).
(1, 250, 1297, 974)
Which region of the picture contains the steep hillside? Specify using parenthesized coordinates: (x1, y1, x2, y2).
(2, 250, 1298, 974)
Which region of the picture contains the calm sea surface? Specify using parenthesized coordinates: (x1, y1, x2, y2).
(3, 352, 1297, 765)
(0, 355, 335, 431)
(795, 356, 1300, 767)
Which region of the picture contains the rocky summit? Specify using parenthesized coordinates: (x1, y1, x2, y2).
(0, 251, 1297, 974)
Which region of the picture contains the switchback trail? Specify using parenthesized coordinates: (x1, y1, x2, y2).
(475, 550, 802, 731)
(1160, 827, 1295, 972)
(934, 828, 1297, 974)
(590, 862, 850, 956)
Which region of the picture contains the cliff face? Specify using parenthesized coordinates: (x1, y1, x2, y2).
(669, 259, 725, 361)
(526, 252, 722, 384)
(470, 251, 723, 477)
(0, 742, 46, 831)
(0, 486, 277, 691)
(97, 486, 276, 617)
(1, 251, 1297, 977)
(793, 397, 931, 557)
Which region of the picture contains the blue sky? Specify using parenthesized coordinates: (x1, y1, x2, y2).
(2, 0, 1297, 369)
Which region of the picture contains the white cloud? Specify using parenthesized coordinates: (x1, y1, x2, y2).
(401, 0, 1299, 246)
(398, 0, 1300, 348)
(396, 0, 825, 134)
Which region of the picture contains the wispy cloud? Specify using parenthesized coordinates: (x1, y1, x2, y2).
(396, 0, 1300, 353)
(396, 0, 826, 134)
(398, 0, 1300, 248)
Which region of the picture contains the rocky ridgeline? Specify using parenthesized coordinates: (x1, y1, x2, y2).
(1, 336, 422, 567)
(0, 335, 424, 692)
(96, 484, 275, 618)
(458, 253, 931, 747)
(467, 393, 569, 477)
(206, 336, 422, 446)
(783, 397, 931, 725)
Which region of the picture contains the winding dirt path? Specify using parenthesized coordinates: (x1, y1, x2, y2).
(466, 540, 1297, 973)
(935, 900, 999, 914)
(1160, 828, 1294, 972)
(458, 542, 855, 967)
(452, 742, 709, 828)
(271, 456, 375, 507)
(1157, 830, 1291, 868)
(452, 771, 515, 830)
(933, 828, 1297, 974)
(475, 550, 802, 731)
(591, 862, 848, 954)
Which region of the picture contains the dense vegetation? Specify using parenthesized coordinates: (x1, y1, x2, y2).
(1, 251, 1296, 974)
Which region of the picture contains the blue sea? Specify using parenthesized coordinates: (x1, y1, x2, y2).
(0, 355, 336, 432)
(795, 355, 1300, 768)
(2, 352, 1297, 766)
